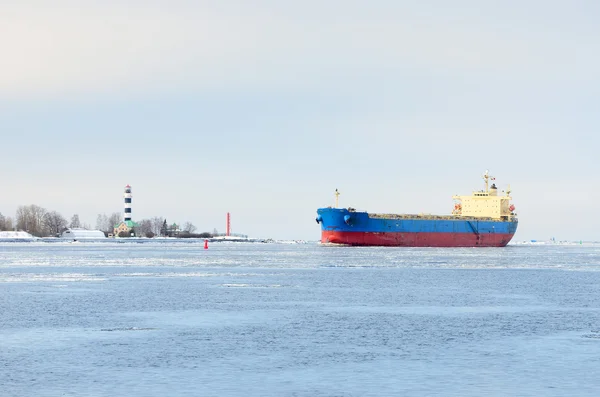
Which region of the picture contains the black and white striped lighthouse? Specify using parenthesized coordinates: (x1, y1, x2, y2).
(124, 184, 132, 221)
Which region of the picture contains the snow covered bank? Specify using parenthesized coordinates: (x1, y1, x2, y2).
(0, 231, 36, 240)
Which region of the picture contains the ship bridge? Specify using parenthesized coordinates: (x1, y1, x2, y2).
(452, 171, 516, 221)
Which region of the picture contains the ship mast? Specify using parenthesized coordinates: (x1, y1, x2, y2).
(483, 170, 494, 193)
(335, 189, 340, 208)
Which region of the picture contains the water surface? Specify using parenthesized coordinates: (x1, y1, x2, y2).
(1, 241, 600, 396)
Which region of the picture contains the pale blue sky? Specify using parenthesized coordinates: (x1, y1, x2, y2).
(1, 1, 598, 240)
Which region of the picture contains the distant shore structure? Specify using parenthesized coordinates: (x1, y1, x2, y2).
(211, 212, 249, 240)
(124, 184, 132, 221)
(113, 184, 138, 236)
(61, 228, 105, 240)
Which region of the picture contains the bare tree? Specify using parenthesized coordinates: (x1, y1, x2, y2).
(135, 219, 154, 237)
(151, 217, 164, 236)
(107, 212, 122, 231)
(4, 216, 14, 231)
(44, 211, 68, 236)
(96, 214, 109, 232)
(16, 205, 47, 236)
(182, 222, 197, 234)
(0, 213, 11, 231)
(70, 214, 81, 228)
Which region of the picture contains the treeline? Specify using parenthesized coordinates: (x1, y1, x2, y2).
(0, 204, 209, 238)
(0, 205, 97, 237)
(130, 219, 202, 238)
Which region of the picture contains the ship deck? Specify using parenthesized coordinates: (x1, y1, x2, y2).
(367, 213, 501, 222)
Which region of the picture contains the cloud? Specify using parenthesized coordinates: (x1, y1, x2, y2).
(2, 1, 598, 99)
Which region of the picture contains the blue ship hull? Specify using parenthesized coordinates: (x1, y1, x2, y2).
(316, 208, 518, 247)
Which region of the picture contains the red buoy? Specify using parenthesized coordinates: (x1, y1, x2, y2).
(204, 239, 208, 249)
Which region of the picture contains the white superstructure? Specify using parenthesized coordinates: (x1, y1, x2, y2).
(452, 171, 516, 220)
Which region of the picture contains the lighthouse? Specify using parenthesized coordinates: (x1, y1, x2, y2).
(113, 184, 138, 237)
(124, 184, 132, 221)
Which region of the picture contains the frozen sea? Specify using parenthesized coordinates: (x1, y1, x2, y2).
(1, 241, 600, 397)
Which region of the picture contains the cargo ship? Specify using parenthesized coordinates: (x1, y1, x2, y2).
(316, 171, 518, 247)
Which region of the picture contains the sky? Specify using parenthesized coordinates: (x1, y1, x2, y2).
(1, 0, 599, 241)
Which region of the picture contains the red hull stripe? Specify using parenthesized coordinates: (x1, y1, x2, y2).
(321, 231, 514, 247)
